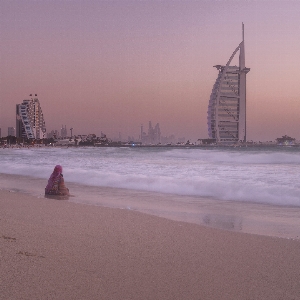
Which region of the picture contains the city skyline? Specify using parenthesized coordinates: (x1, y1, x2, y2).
(46, 121, 184, 144)
(1, 1, 300, 142)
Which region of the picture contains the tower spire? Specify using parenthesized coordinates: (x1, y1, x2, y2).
(242, 22, 244, 41)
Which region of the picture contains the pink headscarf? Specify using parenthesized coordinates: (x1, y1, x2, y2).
(53, 165, 63, 175)
(45, 165, 63, 192)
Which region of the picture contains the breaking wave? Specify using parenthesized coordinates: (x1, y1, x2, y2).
(1, 146, 300, 206)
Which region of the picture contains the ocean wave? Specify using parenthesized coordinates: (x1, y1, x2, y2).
(1, 147, 300, 206)
(62, 170, 300, 207)
(162, 148, 300, 164)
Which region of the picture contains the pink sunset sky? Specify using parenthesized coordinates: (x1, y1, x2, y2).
(1, 0, 300, 142)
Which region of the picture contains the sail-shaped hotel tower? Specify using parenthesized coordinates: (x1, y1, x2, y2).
(207, 24, 250, 143)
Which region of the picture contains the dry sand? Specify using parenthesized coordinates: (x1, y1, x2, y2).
(1, 190, 300, 300)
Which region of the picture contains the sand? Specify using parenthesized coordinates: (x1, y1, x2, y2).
(1, 190, 300, 300)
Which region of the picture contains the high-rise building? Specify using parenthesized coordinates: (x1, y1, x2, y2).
(8, 127, 16, 136)
(16, 94, 46, 139)
(61, 125, 67, 138)
(207, 24, 250, 143)
(47, 130, 59, 139)
(141, 121, 161, 144)
(147, 121, 161, 144)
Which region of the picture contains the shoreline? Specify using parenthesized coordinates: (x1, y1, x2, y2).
(2, 141, 300, 149)
(1, 189, 300, 299)
(1, 172, 300, 240)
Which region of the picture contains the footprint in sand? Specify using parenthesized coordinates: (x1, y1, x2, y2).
(1, 235, 16, 241)
(16, 251, 45, 258)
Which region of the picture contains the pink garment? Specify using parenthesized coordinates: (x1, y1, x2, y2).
(45, 165, 63, 195)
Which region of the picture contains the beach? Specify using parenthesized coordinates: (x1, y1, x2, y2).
(1, 189, 300, 300)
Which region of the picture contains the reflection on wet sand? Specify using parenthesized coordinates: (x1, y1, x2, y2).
(203, 214, 243, 231)
(44, 194, 70, 201)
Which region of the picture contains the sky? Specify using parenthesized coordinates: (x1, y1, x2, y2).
(1, 0, 300, 142)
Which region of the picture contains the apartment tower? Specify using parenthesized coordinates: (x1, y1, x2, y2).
(16, 94, 46, 139)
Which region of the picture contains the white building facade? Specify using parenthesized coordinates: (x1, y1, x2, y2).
(16, 94, 46, 139)
(207, 24, 250, 143)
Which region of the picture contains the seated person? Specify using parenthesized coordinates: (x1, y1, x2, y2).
(45, 165, 70, 196)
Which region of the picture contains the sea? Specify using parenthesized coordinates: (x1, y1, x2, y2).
(1, 145, 300, 239)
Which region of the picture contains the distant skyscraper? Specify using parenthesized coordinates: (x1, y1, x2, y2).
(207, 24, 250, 143)
(47, 130, 59, 139)
(8, 127, 16, 136)
(61, 125, 67, 138)
(16, 94, 46, 139)
(140, 121, 161, 144)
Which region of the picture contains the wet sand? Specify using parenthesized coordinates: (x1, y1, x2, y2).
(1, 189, 300, 300)
(1, 173, 300, 240)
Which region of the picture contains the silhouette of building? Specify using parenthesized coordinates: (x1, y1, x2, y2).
(47, 130, 60, 139)
(61, 125, 67, 138)
(141, 121, 161, 144)
(160, 134, 176, 145)
(16, 94, 46, 139)
(207, 24, 250, 143)
(276, 135, 296, 145)
(8, 127, 16, 136)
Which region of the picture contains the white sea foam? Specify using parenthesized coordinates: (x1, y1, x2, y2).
(1, 146, 300, 206)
